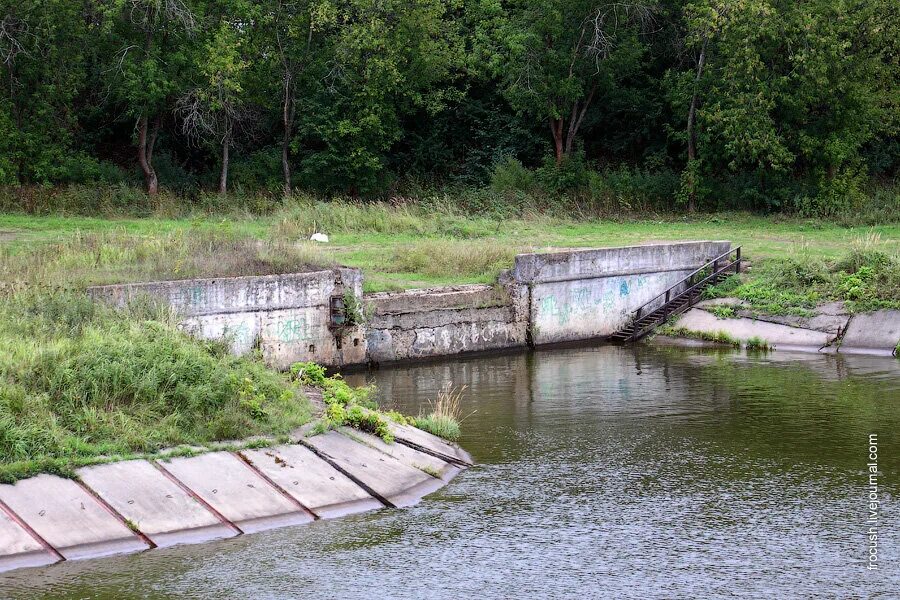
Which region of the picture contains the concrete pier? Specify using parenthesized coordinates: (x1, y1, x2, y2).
(0, 425, 470, 574)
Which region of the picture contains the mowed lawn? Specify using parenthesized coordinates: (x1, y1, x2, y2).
(1, 209, 898, 291)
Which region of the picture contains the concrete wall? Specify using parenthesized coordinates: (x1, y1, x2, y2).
(512, 241, 732, 345)
(88, 268, 366, 369)
(364, 284, 528, 364)
(88, 241, 731, 367)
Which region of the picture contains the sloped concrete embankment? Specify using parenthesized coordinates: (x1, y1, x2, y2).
(671, 300, 899, 355)
(0, 426, 472, 574)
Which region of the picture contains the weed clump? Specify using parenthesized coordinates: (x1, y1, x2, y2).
(292, 362, 393, 442)
(745, 337, 772, 351)
(414, 384, 463, 442)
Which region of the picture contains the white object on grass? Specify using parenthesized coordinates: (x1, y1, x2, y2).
(310, 232, 329, 243)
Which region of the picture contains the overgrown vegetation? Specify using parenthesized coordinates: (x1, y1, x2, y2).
(0, 1, 897, 219)
(0, 228, 334, 290)
(414, 384, 463, 442)
(0, 291, 313, 482)
(291, 362, 395, 442)
(657, 325, 741, 347)
(704, 244, 900, 315)
(745, 337, 772, 352)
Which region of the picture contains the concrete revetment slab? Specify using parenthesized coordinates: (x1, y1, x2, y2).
(241, 444, 382, 519)
(304, 431, 444, 508)
(388, 422, 474, 466)
(159, 452, 314, 534)
(337, 427, 460, 482)
(77, 460, 237, 548)
(0, 474, 148, 561)
(0, 505, 58, 571)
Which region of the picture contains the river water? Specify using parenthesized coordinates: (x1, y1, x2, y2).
(2, 345, 898, 599)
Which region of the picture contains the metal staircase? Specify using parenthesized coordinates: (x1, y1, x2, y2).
(609, 246, 742, 342)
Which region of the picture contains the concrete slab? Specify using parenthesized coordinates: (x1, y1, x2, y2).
(0, 474, 148, 561)
(388, 422, 474, 466)
(0, 506, 58, 572)
(241, 444, 382, 519)
(337, 427, 460, 482)
(77, 460, 237, 548)
(304, 431, 444, 508)
(160, 452, 314, 534)
(841, 310, 900, 354)
(675, 308, 832, 349)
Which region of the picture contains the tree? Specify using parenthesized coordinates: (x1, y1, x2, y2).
(497, 0, 656, 164)
(105, 0, 198, 195)
(177, 11, 254, 194)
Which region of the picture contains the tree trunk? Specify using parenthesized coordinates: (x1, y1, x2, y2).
(281, 75, 293, 198)
(137, 114, 159, 195)
(219, 137, 230, 195)
(686, 37, 709, 213)
(550, 119, 564, 165)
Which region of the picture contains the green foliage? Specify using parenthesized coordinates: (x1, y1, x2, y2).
(490, 157, 535, 195)
(703, 249, 900, 315)
(0, 291, 312, 478)
(707, 305, 735, 319)
(745, 336, 771, 352)
(293, 361, 392, 441)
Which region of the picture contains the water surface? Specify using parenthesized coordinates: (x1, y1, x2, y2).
(2, 345, 898, 599)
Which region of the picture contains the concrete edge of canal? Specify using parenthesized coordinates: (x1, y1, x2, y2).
(0, 424, 473, 574)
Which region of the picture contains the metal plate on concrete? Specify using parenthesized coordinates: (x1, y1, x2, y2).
(0, 474, 148, 561)
(388, 422, 474, 465)
(160, 452, 314, 534)
(77, 460, 236, 548)
(0, 505, 58, 571)
(241, 444, 381, 519)
(304, 431, 444, 508)
(338, 427, 460, 482)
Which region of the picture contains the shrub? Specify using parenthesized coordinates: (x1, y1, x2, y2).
(490, 156, 535, 194)
(414, 383, 463, 441)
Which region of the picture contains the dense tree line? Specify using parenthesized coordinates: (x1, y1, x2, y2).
(0, 0, 896, 212)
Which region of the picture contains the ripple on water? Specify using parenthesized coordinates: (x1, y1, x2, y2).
(2, 346, 898, 599)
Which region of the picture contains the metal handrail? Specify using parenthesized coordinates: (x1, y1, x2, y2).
(632, 246, 741, 322)
(629, 256, 740, 340)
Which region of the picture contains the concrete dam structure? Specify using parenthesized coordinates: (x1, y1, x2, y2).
(87, 241, 733, 367)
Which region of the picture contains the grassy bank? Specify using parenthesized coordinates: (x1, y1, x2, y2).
(703, 245, 900, 316)
(2, 196, 898, 292)
(0, 292, 315, 482)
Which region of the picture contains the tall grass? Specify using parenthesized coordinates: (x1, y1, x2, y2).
(389, 239, 526, 280)
(0, 229, 335, 290)
(0, 291, 312, 481)
(414, 383, 463, 441)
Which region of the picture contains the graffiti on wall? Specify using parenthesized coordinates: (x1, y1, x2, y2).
(538, 275, 650, 327)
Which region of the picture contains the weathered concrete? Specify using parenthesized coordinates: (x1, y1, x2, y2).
(337, 427, 460, 482)
(240, 444, 383, 519)
(675, 308, 832, 348)
(89, 268, 366, 368)
(77, 460, 237, 548)
(388, 422, 474, 466)
(0, 428, 471, 573)
(0, 474, 148, 560)
(841, 310, 900, 354)
(366, 284, 528, 364)
(159, 452, 314, 534)
(304, 431, 444, 508)
(513, 242, 732, 345)
(0, 507, 58, 571)
(87, 242, 743, 364)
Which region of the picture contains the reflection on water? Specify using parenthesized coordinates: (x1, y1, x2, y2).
(2, 345, 898, 599)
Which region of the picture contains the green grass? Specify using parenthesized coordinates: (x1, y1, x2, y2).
(0, 291, 313, 481)
(657, 326, 742, 347)
(2, 197, 898, 291)
(745, 336, 772, 351)
(703, 243, 900, 315)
